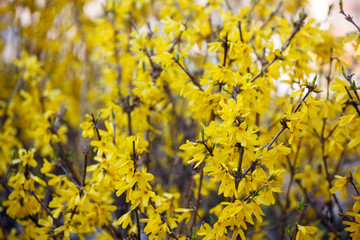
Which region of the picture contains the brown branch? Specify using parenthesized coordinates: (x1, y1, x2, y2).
(134, 208, 141, 240)
(30, 191, 62, 226)
(132, 140, 137, 167)
(250, 57, 278, 83)
(326, 50, 333, 100)
(240, 88, 311, 181)
(281, 11, 307, 52)
(250, 11, 307, 84)
(348, 176, 360, 196)
(168, 17, 189, 53)
(149, 201, 178, 239)
(290, 209, 305, 240)
(92, 113, 102, 141)
(235, 145, 245, 188)
(190, 162, 205, 231)
(321, 118, 344, 214)
(280, 139, 302, 240)
(82, 147, 89, 188)
(113, 117, 117, 145)
(122, 96, 135, 135)
(106, 225, 123, 239)
(1, 163, 12, 194)
(344, 73, 360, 104)
(173, 58, 204, 91)
(222, 33, 229, 67)
(344, 87, 360, 116)
(0, 74, 24, 130)
(260, 1, 283, 30)
(238, 21, 244, 43)
(201, 141, 214, 157)
(296, 180, 341, 237)
(339, 0, 360, 32)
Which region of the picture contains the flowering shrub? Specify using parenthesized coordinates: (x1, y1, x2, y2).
(1, 0, 360, 239)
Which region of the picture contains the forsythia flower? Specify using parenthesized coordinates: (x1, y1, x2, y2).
(330, 175, 348, 199)
(80, 114, 95, 138)
(296, 225, 317, 240)
(18, 148, 37, 167)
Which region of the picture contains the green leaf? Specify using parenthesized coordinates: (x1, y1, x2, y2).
(52, 149, 58, 162)
(97, 110, 101, 122)
(65, 150, 73, 160)
(192, 227, 198, 240)
(339, 0, 343, 11)
(200, 125, 205, 141)
(351, 81, 356, 91)
(285, 224, 291, 234)
(223, 87, 231, 95)
(11, 148, 16, 160)
(298, 197, 306, 211)
(342, 66, 347, 79)
(328, 4, 333, 16)
(210, 215, 215, 225)
(312, 74, 317, 86)
(299, 9, 306, 19)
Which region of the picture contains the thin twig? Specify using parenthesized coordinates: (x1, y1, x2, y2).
(1, 163, 12, 194)
(296, 180, 341, 238)
(190, 162, 205, 231)
(82, 147, 89, 188)
(135, 208, 141, 240)
(326, 50, 333, 100)
(291, 209, 305, 240)
(250, 11, 307, 83)
(235, 145, 245, 188)
(239, 89, 311, 181)
(349, 176, 360, 196)
(321, 118, 344, 214)
(260, 1, 283, 30)
(31, 191, 62, 226)
(57, 161, 80, 188)
(173, 59, 204, 91)
(168, 17, 189, 53)
(344, 87, 360, 116)
(238, 21, 244, 43)
(222, 33, 229, 67)
(280, 139, 302, 240)
(92, 113, 102, 141)
(339, 0, 360, 32)
(0, 74, 24, 129)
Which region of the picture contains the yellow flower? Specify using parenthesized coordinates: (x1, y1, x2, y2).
(18, 148, 37, 167)
(296, 225, 317, 240)
(116, 211, 133, 229)
(40, 158, 53, 174)
(80, 116, 95, 138)
(330, 77, 351, 102)
(330, 175, 348, 199)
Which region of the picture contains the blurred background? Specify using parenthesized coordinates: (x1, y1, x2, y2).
(2, 0, 360, 64)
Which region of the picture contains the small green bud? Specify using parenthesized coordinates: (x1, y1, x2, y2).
(339, 0, 343, 11)
(342, 66, 347, 79)
(200, 125, 205, 141)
